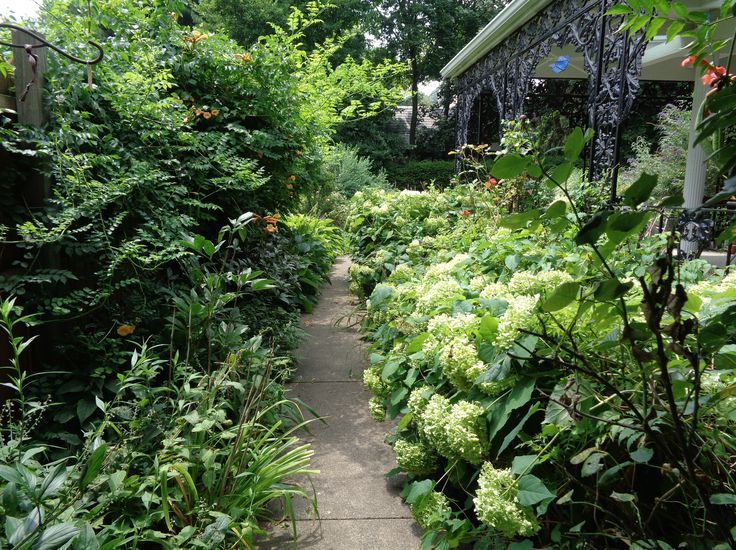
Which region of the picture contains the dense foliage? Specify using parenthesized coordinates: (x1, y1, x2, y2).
(349, 128, 736, 547)
(0, 0, 400, 546)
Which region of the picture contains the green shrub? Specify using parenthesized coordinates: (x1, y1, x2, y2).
(384, 160, 456, 189)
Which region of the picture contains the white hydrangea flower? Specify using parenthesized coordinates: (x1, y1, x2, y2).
(388, 263, 414, 283)
(415, 279, 465, 314)
(420, 395, 487, 464)
(369, 397, 386, 422)
(427, 313, 479, 338)
(479, 281, 511, 301)
(495, 294, 538, 350)
(411, 490, 451, 530)
(363, 366, 390, 397)
(473, 463, 539, 538)
(440, 335, 488, 391)
(687, 272, 736, 319)
(407, 385, 434, 419)
(444, 400, 487, 464)
(506, 269, 572, 296)
(394, 438, 438, 475)
(469, 275, 492, 293)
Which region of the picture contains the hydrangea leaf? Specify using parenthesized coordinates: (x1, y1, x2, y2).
(517, 474, 555, 506)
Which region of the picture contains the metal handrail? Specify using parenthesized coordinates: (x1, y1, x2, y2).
(0, 23, 103, 65)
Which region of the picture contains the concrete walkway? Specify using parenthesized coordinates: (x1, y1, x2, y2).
(263, 256, 421, 549)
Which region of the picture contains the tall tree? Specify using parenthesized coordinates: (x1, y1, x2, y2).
(197, 0, 371, 59)
(371, 0, 506, 144)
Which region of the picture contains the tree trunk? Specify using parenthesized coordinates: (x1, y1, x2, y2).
(409, 49, 419, 146)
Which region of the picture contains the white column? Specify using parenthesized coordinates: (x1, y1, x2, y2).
(683, 72, 708, 209)
(680, 71, 709, 256)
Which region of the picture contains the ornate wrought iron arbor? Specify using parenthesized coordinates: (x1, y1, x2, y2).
(455, 0, 648, 201)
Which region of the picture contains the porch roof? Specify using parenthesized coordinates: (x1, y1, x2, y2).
(440, 0, 725, 81)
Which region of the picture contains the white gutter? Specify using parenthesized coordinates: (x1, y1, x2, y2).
(440, 0, 554, 79)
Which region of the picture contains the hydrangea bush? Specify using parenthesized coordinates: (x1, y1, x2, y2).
(348, 128, 736, 546)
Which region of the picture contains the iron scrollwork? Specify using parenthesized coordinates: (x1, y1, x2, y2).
(676, 210, 715, 261)
(455, 0, 649, 185)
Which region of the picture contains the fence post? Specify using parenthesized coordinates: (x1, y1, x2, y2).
(11, 28, 48, 128)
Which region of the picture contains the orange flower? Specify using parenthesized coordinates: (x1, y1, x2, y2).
(681, 56, 707, 68)
(286, 183, 294, 190)
(211, 109, 220, 116)
(485, 177, 498, 190)
(202, 111, 212, 119)
(702, 65, 727, 87)
(265, 224, 278, 233)
(288, 175, 296, 181)
(184, 30, 208, 45)
(264, 214, 280, 224)
(117, 324, 135, 337)
(234, 52, 253, 63)
(460, 209, 471, 217)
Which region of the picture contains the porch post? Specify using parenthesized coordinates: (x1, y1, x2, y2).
(683, 74, 708, 210)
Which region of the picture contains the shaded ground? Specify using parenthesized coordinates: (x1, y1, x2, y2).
(263, 256, 422, 549)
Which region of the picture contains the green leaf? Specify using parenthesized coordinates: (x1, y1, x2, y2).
(369, 284, 393, 307)
(35, 523, 80, 550)
(564, 128, 586, 161)
(406, 333, 430, 354)
(492, 154, 530, 179)
(478, 315, 499, 341)
(542, 282, 579, 312)
(630, 447, 654, 463)
(81, 444, 107, 491)
(658, 192, 683, 208)
(581, 452, 604, 477)
(716, 222, 736, 246)
(499, 209, 542, 230)
(497, 404, 539, 458)
(77, 400, 97, 424)
(511, 455, 539, 475)
(575, 211, 612, 245)
(542, 200, 567, 220)
(570, 447, 598, 465)
(710, 493, 736, 505)
(594, 278, 633, 301)
(623, 173, 658, 207)
(611, 491, 636, 503)
(405, 479, 433, 504)
(666, 21, 686, 42)
(606, 5, 633, 15)
(382, 360, 401, 381)
(557, 489, 574, 505)
(398, 413, 413, 431)
(517, 474, 555, 506)
(606, 211, 651, 236)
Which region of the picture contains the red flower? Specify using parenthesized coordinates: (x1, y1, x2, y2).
(460, 209, 471, 217)
(485, 177, 498, 190)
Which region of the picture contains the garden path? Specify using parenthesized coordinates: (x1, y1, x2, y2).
(263, 256, 422, 549)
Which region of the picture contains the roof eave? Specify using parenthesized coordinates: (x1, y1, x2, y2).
(440, 0, 554, 79)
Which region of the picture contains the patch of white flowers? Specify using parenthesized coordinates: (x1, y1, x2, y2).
(415, 279, 465, 315)
(495, 294, 538, 350)
(420, 395, 487, 464)
(473, 463, 539, 538)
(410, 490, 451, 530)
(394, 438, 438, 475)
(368, 397, 386, 422)
(440, 335, 488, 391)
